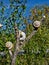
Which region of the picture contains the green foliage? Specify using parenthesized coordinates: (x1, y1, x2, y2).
(15, 27, 49, 65)
(15, 5, 49, 65)
(0, 0, 26, 65)
(0, 0, 49, 65)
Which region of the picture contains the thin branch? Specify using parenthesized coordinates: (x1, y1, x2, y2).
(17, 30, 37, 50)
(26, 30, 37, 41)
(11, 24, 37, 65)
(11, 25, 20, 65)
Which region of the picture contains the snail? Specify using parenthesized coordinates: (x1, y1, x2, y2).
(19, 30, 26, 45)
(19, 30, 26, 41)
(41, 15, 46, 22)
(43, 15, 46, 18)
(5, 41, 13, 56)
(0, 24, 3, 28)
(33, 21, 41, 30)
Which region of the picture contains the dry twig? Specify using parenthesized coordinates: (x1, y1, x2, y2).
(11, 24, 37, 65)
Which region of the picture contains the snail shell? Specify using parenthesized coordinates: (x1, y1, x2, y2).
(33, 21, 41, 28)
(43, 15, 46, 18)
(5, 41, 13, 50)
(0, 24, 3, 28)
(19, 30, 26, 41)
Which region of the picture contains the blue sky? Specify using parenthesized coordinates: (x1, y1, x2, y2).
(25, 0, 49, 16)
(0, 0, 49, 16)
(0, 0, 49, 30)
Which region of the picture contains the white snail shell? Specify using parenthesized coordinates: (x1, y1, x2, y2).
(43, 15, 46, 18)
(33, 21, 41, 28)
(19, 30, 26, 41)
(0, 24, 3, 28)
(5, 41, 13, 50)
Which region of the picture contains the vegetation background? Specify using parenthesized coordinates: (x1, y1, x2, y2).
(0, 0, 49, 65)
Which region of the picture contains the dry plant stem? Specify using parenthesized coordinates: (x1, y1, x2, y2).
(11, 25, 20, 65)
(11, 26, 37, 65)
(26, 30, 36, 41)
(9, 50, 13, 60)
